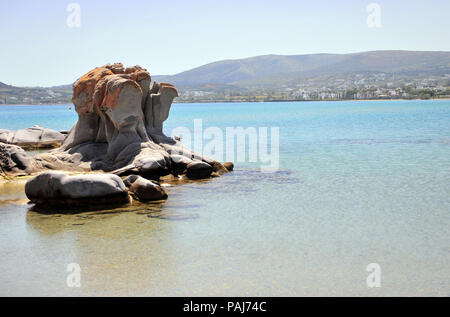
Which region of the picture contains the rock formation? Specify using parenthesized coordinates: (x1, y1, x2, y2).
(0, 126, 65, 150)
(223, 162, 234, 172)
(0, 142, 37, 177)
(2, 63, 232, 206)
(123, 175, 168, 202)
(1, 63, 228, 180)
(186, 160, 214, 179)
(25, 172, 130, 207)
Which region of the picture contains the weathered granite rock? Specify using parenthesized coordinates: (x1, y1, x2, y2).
(170, 154, 192, 175)
(202, 156, 229, 175)
(25, 171, 130, 207)
(224, 162, 234, 171)
(0, 126, 65, 150)
(123, 175, 168, 201)
(50, 63, 185, 173)
(186, 160, 213, 179)
(0, 130, 10, 143)
(0, 142, 36, 176)
(1, 63, 231, 185)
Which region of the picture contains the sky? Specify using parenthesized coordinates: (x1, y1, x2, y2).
(1, 0, 449, 87)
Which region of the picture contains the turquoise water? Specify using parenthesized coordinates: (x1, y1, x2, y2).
(0, 105, 77, 131)
(0, 100, 449, 296)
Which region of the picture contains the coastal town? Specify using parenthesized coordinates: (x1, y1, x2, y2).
(1, 73, 450, 104)
(177, 73, 450, 102)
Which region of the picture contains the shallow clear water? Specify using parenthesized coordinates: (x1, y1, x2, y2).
(0, 100, 449, 296)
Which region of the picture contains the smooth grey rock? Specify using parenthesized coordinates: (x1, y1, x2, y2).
(124, 145, 171, 177)
(60, 114, 99, 151)
(0, 142, 35, 175)
(0, 129, 13, 144)
(170, 154, 192, 175)
(170, 154, 192, 165)
(146, 82, 178, 134)
(201, 155, 229, 174)
(25, 172, 129, 207)
(104, 78, 147, 159)
(123, 174, 140, 187)
(186, 160, 213, 179)
(0, 126, 65, 150)
(123, 175, 168, 201)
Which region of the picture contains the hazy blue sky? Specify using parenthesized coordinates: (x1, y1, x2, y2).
(1, 0, 449, 86)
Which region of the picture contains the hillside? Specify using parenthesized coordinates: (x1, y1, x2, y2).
(0, 82, 72, 105)
(154, 50, 450, 88)
(153, 50, 450, 101)
(1, 50, 450, 104)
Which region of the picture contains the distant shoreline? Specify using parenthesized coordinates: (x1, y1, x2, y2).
(1, 97, 450, 106)
(173, 97, 450, 104)
(0, 103, 73, 106)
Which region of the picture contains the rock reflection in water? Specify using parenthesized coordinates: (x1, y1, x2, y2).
(24, 195, 205, 296)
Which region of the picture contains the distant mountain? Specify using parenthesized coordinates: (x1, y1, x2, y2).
(50, 84, 72, 90)
(0, 82, 12, 89)
(0, 82, 72, 105)
(2, 50, 450, 104)
(154, 50, 450, 88)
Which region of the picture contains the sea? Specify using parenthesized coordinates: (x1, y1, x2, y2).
(0, 100, 449, 296)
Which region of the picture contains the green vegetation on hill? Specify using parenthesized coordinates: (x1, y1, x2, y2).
(154, 50, 450, 102)
(1, 51, 450, 104)
(155, 50, 450, 87)
(0, 82, 72, 105)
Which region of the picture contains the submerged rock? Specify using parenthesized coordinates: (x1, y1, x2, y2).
(25, 172, 130, 207)
(0, 126, 65, 150)
(123, 175, 168, 201)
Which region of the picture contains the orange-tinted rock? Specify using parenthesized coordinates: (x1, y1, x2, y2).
(72, 64, 151, 114)
(102, 77, 142, 110)
(159, 82, 178, 95)
(2, 63, 232, 183)
(106, 62, 126, 74)
(72, 67, 114, 114)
